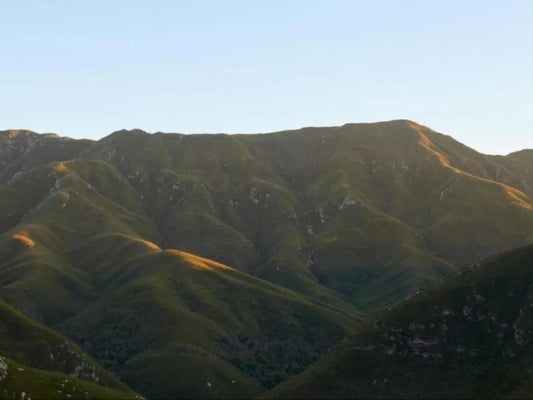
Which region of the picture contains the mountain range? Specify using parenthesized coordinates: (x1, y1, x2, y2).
(0, 120, 531, 398)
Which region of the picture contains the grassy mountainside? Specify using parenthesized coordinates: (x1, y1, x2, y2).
(59, 235, 358, 397)
(0, 130, 92, 183)
(78, 120, 533, 311)
(265, 245, 533, 399)
(0, 120, 532, 397)
(2, 121, 531, 314)
(0, 160, 160, 324)
(0, 157, 358, 398)
(485, 149, 533, 197)
(0, 357, 139, 400)
(0, 299, 139, 399)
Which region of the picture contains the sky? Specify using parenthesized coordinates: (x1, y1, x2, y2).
(1, 0, 532, 155)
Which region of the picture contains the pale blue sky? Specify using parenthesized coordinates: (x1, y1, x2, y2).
(1, 0, 532, 154)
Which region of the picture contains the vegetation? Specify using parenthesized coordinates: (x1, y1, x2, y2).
(0, 356, 139, 400)
(0, 299, 139, 398)
(265, 245, 533, 399)
(0, 120, 532, 397)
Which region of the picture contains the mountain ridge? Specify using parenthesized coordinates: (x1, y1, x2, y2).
(1, 120, 532, 398)
(2, 120, 532, 310)
(4, 119, 530, 156)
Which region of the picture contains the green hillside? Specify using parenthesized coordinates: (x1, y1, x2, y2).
(0, 156, 358, 397)
(0, 130, 92, 184)
(0, 357, 139, 400)
(79, 120, 533, 311)
(265, 245, 533, 399)
(2, 121, 532, 315)
(0, 120, 532, 398)
(0, 299, 139, 399)
(59, 236, 358, 397)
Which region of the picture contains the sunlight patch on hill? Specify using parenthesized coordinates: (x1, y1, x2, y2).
(504, 186, 533, 210)
(112, 232, 162, 251)
(52, 162, 69, 173)
(11, 231, 35, 248)
(167, 249, 234, 271)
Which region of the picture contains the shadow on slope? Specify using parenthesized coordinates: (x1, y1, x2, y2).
(265, 245, 533, 399)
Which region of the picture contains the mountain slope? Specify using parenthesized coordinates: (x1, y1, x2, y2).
(0, 299, 139, 399)
(58, 234, 358, 398)
(0, 130, 92, 183)
(0, 159, 359, 398)
(0, 358, 139, 400)
(0, 120, 532, 397)
(78, 120, 533, 310)
(1, 121, 532, 318)
(265, 245, 533, 399)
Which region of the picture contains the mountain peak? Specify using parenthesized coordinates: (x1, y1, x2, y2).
(108, 128, 151, 136)
(0, 129, 38, 138)
(340, 119, 431, 130)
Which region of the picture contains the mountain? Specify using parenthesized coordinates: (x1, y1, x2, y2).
(0, 157, 358, 397)
(58, 236, 357, 398)
(0, 120, 532, 397)
(265, 245, 533, 399)
(0, 298, 139, 399)
(3, 120, 532, 313)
